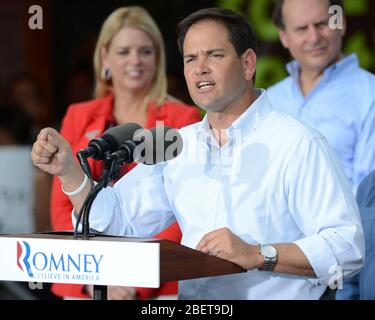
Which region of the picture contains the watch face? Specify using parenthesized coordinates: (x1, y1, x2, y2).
(261, 245, 277, 258)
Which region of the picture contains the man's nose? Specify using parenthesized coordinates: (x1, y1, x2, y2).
(307, 26, 322, 45)
(194, 57, 210, 75)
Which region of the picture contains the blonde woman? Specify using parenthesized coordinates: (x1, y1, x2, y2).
(50, 6, 200, 300)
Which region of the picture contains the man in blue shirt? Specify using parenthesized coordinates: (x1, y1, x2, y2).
(268, 0, 375, 299)
(352, 171, 375, 299)
(268, 0, 375, 193)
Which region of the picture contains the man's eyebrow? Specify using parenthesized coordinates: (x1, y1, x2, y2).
(183, 53, 196, 60)
(294, 23, 308, 30)
(294, 18, 329, 29)
(206, 48, 224, 54)
(183, 48, 225, 58)
(314, 18, 329, 25)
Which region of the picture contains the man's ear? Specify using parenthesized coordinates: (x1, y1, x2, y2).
(242, 48, 257, 81)
(278, 29, 289, 49)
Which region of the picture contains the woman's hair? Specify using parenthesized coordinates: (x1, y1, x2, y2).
(93, 6, 167, 108)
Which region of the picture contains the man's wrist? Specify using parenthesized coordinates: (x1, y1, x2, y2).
(62, 174, 89, 197)
(254, 245, 265, 269)
(245, 244, 265, 270)
(59, 166, 88, 194)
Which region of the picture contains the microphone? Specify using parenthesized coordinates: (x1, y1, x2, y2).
(78, 126, 182, 240)
(108, 126, 183, 165)
(77, 122, 143, 160)
(76, 123, 142, 178)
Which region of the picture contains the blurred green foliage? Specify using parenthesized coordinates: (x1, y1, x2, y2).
(218, 0, 374, 88)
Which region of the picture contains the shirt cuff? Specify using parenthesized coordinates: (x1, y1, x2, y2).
(294, 235, 339, 285)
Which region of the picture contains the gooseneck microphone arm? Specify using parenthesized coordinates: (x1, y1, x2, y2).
(74, 155, 122, 240)
(73, 123, 142, 239)
(76, 151, 93, 180)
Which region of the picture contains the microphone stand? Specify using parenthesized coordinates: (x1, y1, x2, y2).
(74, 152, 123, 300)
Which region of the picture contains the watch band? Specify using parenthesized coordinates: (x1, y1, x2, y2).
(262, 256, 277, 271)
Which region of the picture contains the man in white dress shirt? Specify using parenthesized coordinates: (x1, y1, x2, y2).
(31, 8, 364, 299)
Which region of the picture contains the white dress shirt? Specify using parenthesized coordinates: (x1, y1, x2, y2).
(82, 90, 364, 299)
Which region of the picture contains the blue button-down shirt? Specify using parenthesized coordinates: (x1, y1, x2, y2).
(267, 54, 375, 193)
(82, 90, 364, 299)
(336, 170, 375, 300)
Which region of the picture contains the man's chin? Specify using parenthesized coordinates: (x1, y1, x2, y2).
(304, 55, 339, 71)
(193, 100, 224, 113)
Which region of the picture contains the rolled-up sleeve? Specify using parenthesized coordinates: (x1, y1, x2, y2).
(288, 134, 365, 284)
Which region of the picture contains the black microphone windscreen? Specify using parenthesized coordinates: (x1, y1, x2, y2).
(102, 122, 143, 148)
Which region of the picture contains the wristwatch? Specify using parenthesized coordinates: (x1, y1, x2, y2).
(259, 244, 278, 271)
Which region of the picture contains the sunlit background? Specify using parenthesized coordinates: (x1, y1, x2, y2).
(1, 0, 374, 126)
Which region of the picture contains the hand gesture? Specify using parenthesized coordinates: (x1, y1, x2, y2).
(31, 127, 76, 177)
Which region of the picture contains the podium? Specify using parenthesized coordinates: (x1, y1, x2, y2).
(0, 232, 245, 299)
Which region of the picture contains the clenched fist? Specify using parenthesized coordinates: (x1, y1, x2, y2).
(31, 127, 76, 177)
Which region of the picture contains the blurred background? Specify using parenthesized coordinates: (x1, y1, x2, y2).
(1, 0, 374, 127)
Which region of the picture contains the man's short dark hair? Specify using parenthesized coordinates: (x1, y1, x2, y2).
(272, 0, 344, 29)
(177, 7, 257, 58)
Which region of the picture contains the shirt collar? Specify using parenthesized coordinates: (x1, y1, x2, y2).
(196, 89, 272, 142)
(286, 54, 359, 82)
